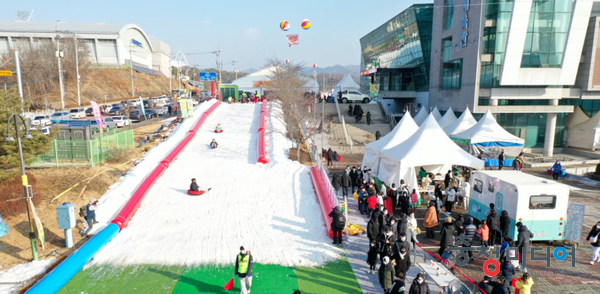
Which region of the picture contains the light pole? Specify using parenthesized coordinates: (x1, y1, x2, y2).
(55, 21, 65, 109)
(4, 113, 38, 261)
(75, 36, 83, 106)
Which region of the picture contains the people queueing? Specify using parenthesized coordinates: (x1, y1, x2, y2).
(487, 209, 501, 245)
(423, 201, 438, 238)
(515, 272, 534, 294)
(515, 222, 533, 272)
(408, 273, 430, 294)
(438, 217, 455, 256)
(477, 220, 490, 247)
(366, 241, 378, 274)
(379, 256, 396, 293)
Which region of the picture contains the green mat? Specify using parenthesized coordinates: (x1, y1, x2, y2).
(59, 259, 360, 294)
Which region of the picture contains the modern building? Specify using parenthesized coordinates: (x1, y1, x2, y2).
(151, 41, 171, 76)
(0, 21, 169, 75)
(359, 4, 433, 114)
(362, 0, 600, 155)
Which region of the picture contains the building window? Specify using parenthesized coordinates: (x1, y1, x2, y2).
(442, 38, 453, 62)
(478, 99, 490, 106)
(442, 59, 463, 90)
(521, 0, 572, 68)
(444, 0, 455, 30)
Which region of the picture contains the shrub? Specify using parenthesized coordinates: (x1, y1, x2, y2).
(0, 172, 42, 218)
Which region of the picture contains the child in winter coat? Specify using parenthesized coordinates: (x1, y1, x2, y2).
(515, 272, 534, 294)
(366, 242, 378, 274)
(477, 220, 490, 246)
(389, 273, 406, 294)
(410, 189, 419, 212)
(367, 195, 378, 216)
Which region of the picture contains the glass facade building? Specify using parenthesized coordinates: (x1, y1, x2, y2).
(359, 4, 433, 92)
(479, 0, 515, 89)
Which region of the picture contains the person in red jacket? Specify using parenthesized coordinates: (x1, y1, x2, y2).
(367, 195, 378, 217)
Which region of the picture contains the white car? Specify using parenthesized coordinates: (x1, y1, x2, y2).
(338, 90, 370, 104)
(50, 112, 71, 122)
(69, 108, 86, 119)
(31, 115, 51, 126)
(156, 106, 168, 116)
(30, 126, 51, 135)
(112, 116, 131, 127)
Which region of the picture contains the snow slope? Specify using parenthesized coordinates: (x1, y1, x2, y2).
(0, 258, 55, 294)
(90, 103, 342, 267)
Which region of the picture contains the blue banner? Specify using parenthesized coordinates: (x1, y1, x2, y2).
(131, 39, 142, 48)
(199, 72, 217, 81)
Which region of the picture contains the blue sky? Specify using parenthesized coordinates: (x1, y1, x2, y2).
(3, 0, 424, 71)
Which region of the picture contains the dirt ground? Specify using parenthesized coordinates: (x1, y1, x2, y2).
(288, 144, 314, 167)
(0, 121, 166, 271)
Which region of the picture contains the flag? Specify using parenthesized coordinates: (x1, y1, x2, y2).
(286, 34, 299, 47)
(90, 101, 103, 133)
(223, 278, 234, 291)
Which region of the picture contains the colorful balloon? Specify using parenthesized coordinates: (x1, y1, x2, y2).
(301, 19, 311, 30)
(286, 59, 290, 64)
(280, 21, 290, 31)
(313, 63, 317, 68)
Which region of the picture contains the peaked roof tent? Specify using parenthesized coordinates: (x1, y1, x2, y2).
(334, 74, 360, 91)
(431, 106, 442, 121)
(413, 106, 429, 126)
(451, 110, 524, 145)
(437, 106, 457, 129)
(570, 109, 600, 130)
(443, 107, 477, 135)
(565, 105, 590, 128)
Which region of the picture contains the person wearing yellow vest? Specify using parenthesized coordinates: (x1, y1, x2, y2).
(234, 246, 253, 294)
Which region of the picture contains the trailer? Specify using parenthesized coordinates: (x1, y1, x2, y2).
(468, 171, 570, 242)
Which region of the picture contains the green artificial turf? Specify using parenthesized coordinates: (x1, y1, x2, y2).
(296, 257, 362, 294)
(58, 264, 183, 294)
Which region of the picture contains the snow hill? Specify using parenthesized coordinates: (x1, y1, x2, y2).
(89, 103, 342, 267)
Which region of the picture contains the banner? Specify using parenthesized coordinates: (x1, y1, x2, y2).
(139, 97, 146, 121)
(90, 101, 103, 133)
(28, 198, 45, 250)
(369, 84, 380, 102)
(286, 34, 299, 47)
(252, 81, 274, 88)
(179, 98, 188, 118)
(186, 99, 194, 117)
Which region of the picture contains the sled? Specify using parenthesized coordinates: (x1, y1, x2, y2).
(187, 190, 205, 195)
(211, 146, 218, 149)
(214, 130, 223, 133)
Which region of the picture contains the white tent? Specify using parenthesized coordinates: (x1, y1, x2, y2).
(231, 66, 319, 93)
(437, 107, 457, 129)
(413, 107, 429, 126)
(332, 74, 361, 98)
(362, 113, 419, 174)
(444, 107, 477, 135)
(377, 114, 484, 190)
(567, 110, 600, 150)
(451, 110, 524, 158)
(431, 106, 442, 121)
(565, 105, 590, 128)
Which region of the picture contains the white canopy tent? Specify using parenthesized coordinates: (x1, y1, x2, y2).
(362, 113, 419, 175)
(443, 107, 477, 135)
(451, 110, 524, 158)
(565, 105, 590, 128)
(437, 107, 457, 129)
(332, 74, 361, 98)
(413, 107, 429, 126)
(567, 110, 600, 150)
(431, 106, 442, 122)
(377, 114, 485, 190)
(231, 66, 320, 93)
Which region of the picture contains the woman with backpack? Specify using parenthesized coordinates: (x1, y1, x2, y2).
(328, 206, 345, 245)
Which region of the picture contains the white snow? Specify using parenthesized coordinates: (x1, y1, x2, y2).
(88, 100, 218, 235)
(0, 258, 56, 294)
(90, 103, 342, 267)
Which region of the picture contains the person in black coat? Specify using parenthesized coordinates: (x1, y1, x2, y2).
(485, 276, 510, 294)
(500, 259, 515, 285)
(500, 210, 510, 241)
(487, 210, 500, 245)
(394, 245, 411, 279)
(477, 276, 494, 294)
(328, 206, 344, 245)
(190, 178, 200, 191)
(454, 214, 464, 235)
(498, 151, 505, 170)
(326, 148, 335, 167)
(348, 104, 353, 116)
(367, 216, 380, 243)
(331, 174, 341, 195)
(366, 111, 372, 125)
(389, 274, 406, 294)
(408, 273, 430, 294)
(515, 222, 533, 271)
(439, 217, 455, 256)
(444, 170, 452, 189)
(587, 220, 600, 264)
(375, 130, 381, 140)
(349, 166, 359, 193)
(341, 172, 351, 198)
(397, 214, 409, 240)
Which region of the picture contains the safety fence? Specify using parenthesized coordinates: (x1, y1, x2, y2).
(257, 101, 269, 164)
(26, 100, 222, 294)
(31, 129, 134, 167)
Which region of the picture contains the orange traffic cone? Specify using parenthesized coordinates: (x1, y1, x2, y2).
(223, 278, 235, 291)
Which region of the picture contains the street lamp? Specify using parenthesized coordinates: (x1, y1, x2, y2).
(4, 113, 38, 261)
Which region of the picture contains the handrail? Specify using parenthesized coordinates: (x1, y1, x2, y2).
(333, 96, 353, 152)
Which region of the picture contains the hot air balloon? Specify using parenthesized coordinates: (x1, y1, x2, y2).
(280, 21, 290, 31)
(301, 19, 311, 30)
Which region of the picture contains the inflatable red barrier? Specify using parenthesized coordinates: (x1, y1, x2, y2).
(256, 101, 269, 164)
(309, 167, 334, 238)
(111, 101, 221, 230)
(187, 190, 205, 195)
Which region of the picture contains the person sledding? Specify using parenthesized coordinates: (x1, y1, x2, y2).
(210, 139, 218, 149)
(188, 178, 210, 195)
(215, 124, 223, 133)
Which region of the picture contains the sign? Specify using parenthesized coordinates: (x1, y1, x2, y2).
(460, 0, 469, 47)
(565, 203, 585, 243)
(199, 72, 217, 81)
(90, 101, 103, 133)
(139, 97, 146, 120)
(253, 81, 274, 88)
(179, 98, 188, 118)
(369, 84, 379, 101)
(0, 70, 13, 76)
(360, 68, 377, 76)
(131, 39, 143, 48)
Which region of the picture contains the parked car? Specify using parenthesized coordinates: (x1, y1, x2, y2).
(112, 116, 131, 127)
(69, 108, 86, 119)
(85, 107, 94, 116)
(156, 106, 168, 116)
(129, 110, 157, 122)
(91, 117, 117, 130)
(31, 115, 51, 126)
(50, 112, 71, 123)
(30, 126, 51, 135)
(108, 106, 125, 116)
(338, 90, 370, 104)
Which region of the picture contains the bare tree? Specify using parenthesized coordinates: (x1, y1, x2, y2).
(265, 57, 321, 161)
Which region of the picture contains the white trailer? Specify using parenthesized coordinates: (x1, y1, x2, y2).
(468, 171, 570, 242)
